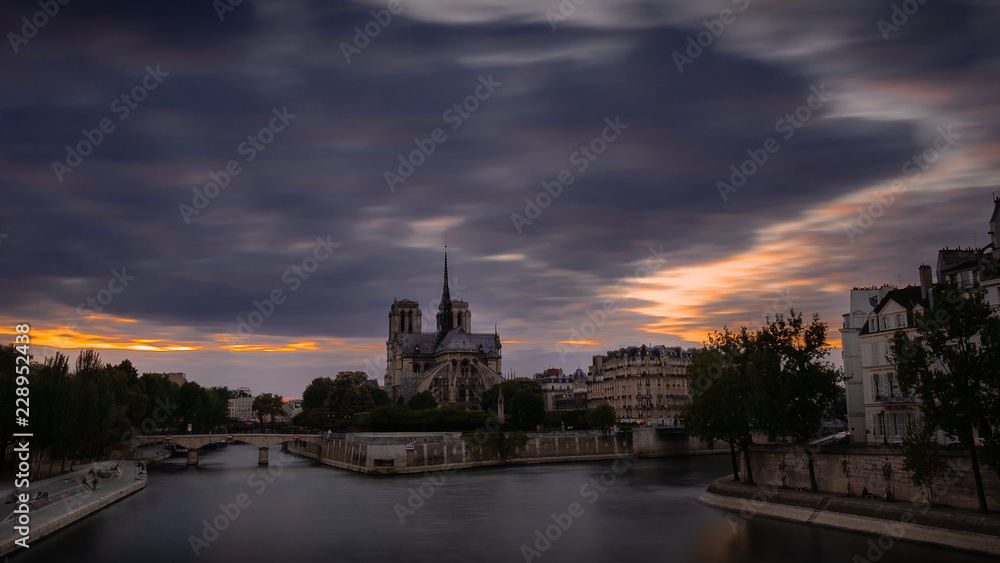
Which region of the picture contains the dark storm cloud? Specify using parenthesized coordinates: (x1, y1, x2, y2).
(3, 0, 999, 388)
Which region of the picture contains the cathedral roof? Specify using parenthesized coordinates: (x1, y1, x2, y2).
(437, 327, 500, 353)
(398, 327, 500, 355)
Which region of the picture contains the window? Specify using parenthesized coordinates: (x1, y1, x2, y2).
(896, 313, 905, 328)
(872, 373, 881, 399)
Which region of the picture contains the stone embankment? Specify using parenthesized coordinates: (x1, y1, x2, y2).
(699, 477, 1000, 557)
(0, 454, 164, 557)
(286, 427, 717, 474)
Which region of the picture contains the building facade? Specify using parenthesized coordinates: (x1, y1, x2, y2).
(857, 284, 926, 445)
(534, 367, 588, 411)
(384, 251, 503, 409)
(587, 345, 695, 425)
(839, 286, 883, 440)
(228, 387, 253, 422)
(284, 398, 303, 419)
(848, 196, 1000, 445)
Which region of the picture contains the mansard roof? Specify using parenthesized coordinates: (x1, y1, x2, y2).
(859, 285, 926, 335)
(606, 344, 694, 361)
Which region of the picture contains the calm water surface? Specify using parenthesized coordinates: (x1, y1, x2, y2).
(11, 444, 996, 563)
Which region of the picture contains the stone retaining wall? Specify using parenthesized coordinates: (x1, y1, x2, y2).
(287, 428, 713, 474)
(742, 444, 1000, 512)
(699, 478, 1000, 557)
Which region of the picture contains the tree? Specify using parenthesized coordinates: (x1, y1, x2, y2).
(179, 381, 207, 429)
(586, 403, 616, 436)
(371, 386, 391, 407)
(327, 371, 375, 419)
(408, 390, 438, 410)
(72, 350, 129, 461)
(891, 284, 1000, 513)
(902, 420, 946, 505)
(252, 393, 286, 427)
(34, 352, 76, 473)
(684, 328, 758, 483)
(751, 311, 842, 493)
(481, 378, 545, 429)
(302, 377, 335, 412)
(0, 344, 19, 470)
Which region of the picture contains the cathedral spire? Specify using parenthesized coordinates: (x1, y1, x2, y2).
(436, 241, 454, 340)
(441, 242, 451, 305)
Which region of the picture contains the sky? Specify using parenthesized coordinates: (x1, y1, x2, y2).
(2, 0, 999, 399)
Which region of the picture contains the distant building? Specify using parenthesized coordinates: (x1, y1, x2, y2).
(981, 195, 1000, 308)
(857, 283, 926, 445)
(284, 398, 303, 419)
(534, 367, 588, 410)
(840, 286, 890, 442)
(848, 195, 1000, 445)
(228, 387, 253, 422)
(587, 345, 695, 425)
(384, 250, 503, 409)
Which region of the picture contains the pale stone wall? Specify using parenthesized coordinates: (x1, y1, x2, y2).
(288, 427, 712, 474)
(742, 444, 1000, 512)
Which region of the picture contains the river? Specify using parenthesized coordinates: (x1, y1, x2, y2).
(10, 444, 996, 562)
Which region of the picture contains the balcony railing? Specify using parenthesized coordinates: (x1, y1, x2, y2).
(875, 394, 917, 404)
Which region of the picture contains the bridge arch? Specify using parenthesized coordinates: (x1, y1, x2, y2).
(127, 434, 324, 465)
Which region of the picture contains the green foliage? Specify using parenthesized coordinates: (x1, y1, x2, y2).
(0, 344, 22, 468)
(829, 387, 847, 422)
(683, 328, 756, 450)
(177, 381, 231, 432)
(302, 377, 334, 412)
(293, 406, 331, 431)
(407, 390, 438, 410)
(297, 372, 389, 429)
(355, 405, 491, 432)
(327, 371, 375, 419)
(252, 392, 286, 426)
(481, 378, 545, 429)
(683, 313, 840, 489)
(371, 386, 391, 407)
(891, 284, 1000, 512)
(902, 420, 946, 503)
(750, 311, 843, 445)
(0, 347, 200, 472)
(751, 312, 841, 493)
(586, 403, 616, 435)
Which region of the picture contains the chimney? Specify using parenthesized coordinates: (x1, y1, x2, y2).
(918, 264, 933, 301)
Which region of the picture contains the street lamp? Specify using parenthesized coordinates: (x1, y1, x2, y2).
(880, 409, 888, 445)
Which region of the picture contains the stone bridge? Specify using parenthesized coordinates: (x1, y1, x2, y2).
(128, 434, 324, 466)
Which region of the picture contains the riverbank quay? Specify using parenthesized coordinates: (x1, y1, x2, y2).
(0, 459, 150, 557)
(699, 478, 1000, 557)
(286, 427, 722, 474)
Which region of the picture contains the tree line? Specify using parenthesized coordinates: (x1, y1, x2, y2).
(683, 311, 843, 492)
(686, 290, 1000, 514)
(0, 348, 230, 476)
(293, 372, 617, 433)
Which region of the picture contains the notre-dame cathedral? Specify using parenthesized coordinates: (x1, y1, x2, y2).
(384, 250, 503, 409)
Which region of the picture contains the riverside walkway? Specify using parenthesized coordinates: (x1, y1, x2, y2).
(699, 477, 1000, 557)
(0, 456, 157, 557)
